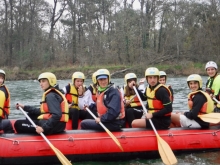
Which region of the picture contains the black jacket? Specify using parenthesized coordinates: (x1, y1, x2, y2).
(24, 90, 64, 133)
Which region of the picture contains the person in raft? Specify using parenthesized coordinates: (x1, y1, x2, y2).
(122, 73, 144, 128)
(0, 69, 14, 133)
(170, 74, 214, 128)
(15, 72, 69, 135)
(78, 71, 98, 113)
(131, 67, 173, 129)
(159, 71, 174, 102)
(63, 71, 97, 129)
(205, 61, 220, 112)
(86, 71, 98, 102)
(80, 69, 125, 131)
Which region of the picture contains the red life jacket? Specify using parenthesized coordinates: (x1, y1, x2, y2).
(96, 88, 125, 119)
(38, 88, 69, 122)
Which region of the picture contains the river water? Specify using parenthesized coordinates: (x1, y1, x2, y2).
(6, 77, 220, 165)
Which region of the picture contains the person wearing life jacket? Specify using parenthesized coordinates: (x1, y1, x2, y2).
(87, 71, 98, 102)
(14, 72, 69, 135)
(81, 69, 125, 131)
(159, 71, 174, 102)
(78, 71, 98, 112)
(77, 72, 98, 122)
(205, 61, 220, 112)
(131, 67, 173, 130)
(0, 69, 14, 133)
(170, 74, 214, 128)
(122, 73, 143, 128)
(62, 71, 96, 129)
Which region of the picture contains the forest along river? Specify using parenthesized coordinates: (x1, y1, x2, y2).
(7, 77, 220, 165)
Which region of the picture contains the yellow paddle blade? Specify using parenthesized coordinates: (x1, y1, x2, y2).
(105, 128, 124, 152)
(156, 135, 177, 165)
(50, 144, 72, 165)
(199, 113, 220, 124)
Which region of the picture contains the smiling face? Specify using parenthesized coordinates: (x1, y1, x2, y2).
(159, 76, 166, 85)
(74, 78, 84, 88)
(97, 78, 108, 88)
(39, 78, 50, 91)
(188, 81, 199, 92)
(206, 67, 217, 77)
(147, 76, 158, 86)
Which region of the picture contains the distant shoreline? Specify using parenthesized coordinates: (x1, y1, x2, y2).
(3, 61, 208, 81)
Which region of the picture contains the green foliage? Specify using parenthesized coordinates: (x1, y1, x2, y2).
(1, 0, 220, 71)
(174, 65, 182, 70)
(194, 63, 203, 69)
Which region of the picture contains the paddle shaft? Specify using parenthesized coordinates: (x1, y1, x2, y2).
(85, 107, 124, 151)
(213, 97, 220, 105)
(86, 107, 112, 132)
(129, 95, 136, 102)
(18, 107, 52, 145)
(133, 86, 178, 165)
(18, 107, 72, 165)
(133, 86, 158, 135)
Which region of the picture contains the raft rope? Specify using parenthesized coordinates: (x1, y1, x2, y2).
(0, 129, 220, 144)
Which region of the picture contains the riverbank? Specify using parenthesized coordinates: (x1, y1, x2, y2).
(3, 61, 207, 80)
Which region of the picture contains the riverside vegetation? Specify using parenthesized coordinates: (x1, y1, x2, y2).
(3, 61, 209, 81)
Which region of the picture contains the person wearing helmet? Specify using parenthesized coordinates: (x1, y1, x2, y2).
(78, 71, 98, 122)
(170, 74, 214, 128)
(0, 69, 14, 133)
(121, 73, 144, 128)
(62, 71, 96, 129)
(159, 71, 174, 102)
(132, 67, 173, 130)
(205, 61, 220, 112)
(14, 72, 69, 135)
(86, 71, 98, 102)
(81, 69, 125, 131)
(78, 71, 98, 108)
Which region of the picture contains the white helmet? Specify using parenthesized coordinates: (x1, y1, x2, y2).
(187, 74, 202, 88)
(205, 61, 218, 70)
(145, 67, 160, 77)
(159, 71, 166, 76)
(124, 73, 137, 84)
(72, 72, 85, 83)
(38, 72, 57, 87)
(96, 69, 111, 83)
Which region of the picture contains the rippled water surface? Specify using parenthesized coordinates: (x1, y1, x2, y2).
(6, 76, 220, 165)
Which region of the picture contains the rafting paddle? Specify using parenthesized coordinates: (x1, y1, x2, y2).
(18, 107, 72, 165)
(199, 113, 220, 124)
(133, 86, 177, 165)
(213, 97, 220, 105)
(85, 107, 124, 152)
(129, 94, 136, 102)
